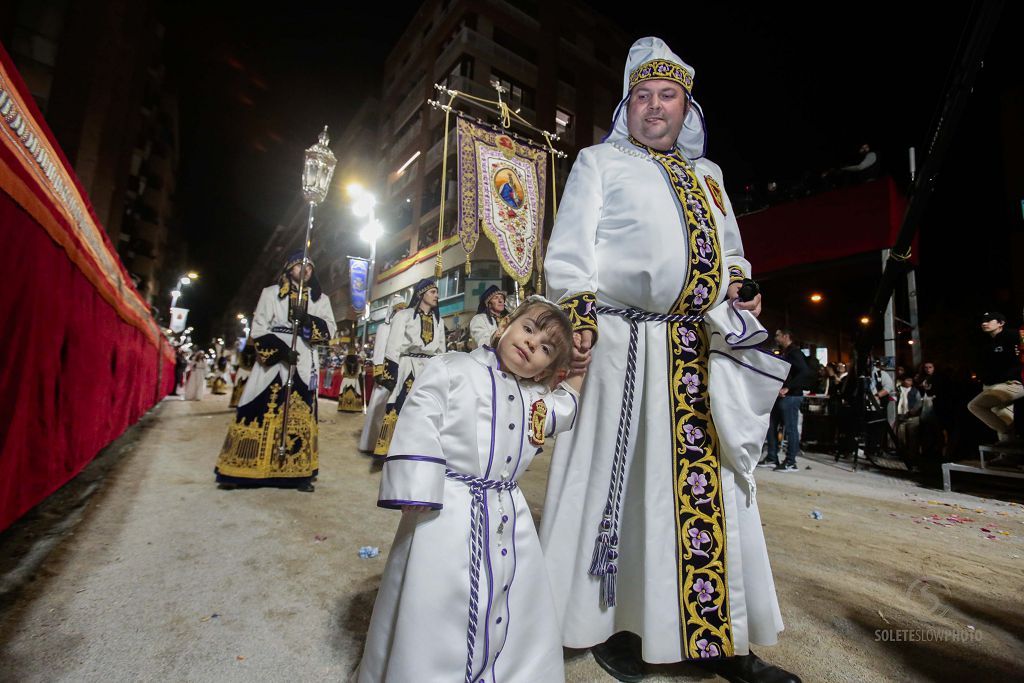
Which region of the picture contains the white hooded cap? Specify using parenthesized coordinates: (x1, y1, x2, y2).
(606, 36, 707, 159)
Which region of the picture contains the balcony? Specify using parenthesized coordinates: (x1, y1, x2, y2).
(389, 165, 418, 198)
(468, 28, 537, 82)
(484, 0, 540, 29)
(384, 118, 423, 168)
(423, 130, 457, 171)
(433, 27, 537, 85)
(392, 73, 428, 132)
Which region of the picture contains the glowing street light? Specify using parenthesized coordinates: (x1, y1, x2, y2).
(859, 316, 871, 325)
(809, 293, 823, 303)
(360, 218, 384, 244)
(187, 272, 199, 279)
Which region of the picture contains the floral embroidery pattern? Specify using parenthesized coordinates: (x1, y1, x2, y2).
(558, 291, 599, 341)
(631, 136, 732, 658)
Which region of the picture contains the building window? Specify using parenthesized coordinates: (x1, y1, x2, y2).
(555, 108, 574, 136)
(443, 56, 474, 88)
(490, 69, 534, 111)
(437, 267, 465, 300)
(492, 28, 538, 64)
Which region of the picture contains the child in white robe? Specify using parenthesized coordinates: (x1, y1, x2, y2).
(356, 297, 585, 683)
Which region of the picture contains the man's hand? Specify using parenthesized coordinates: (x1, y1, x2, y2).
(779, 387, 789, 397)
(571, 330, 593, 373)
(727, 281, 762, 317)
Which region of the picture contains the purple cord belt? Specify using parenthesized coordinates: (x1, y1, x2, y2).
(588, 306, 704, 608)
(445, 469, 518, 683)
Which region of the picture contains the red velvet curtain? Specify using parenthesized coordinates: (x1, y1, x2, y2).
(0, 45, 174, 532)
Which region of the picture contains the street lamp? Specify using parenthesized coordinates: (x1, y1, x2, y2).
(170, 271, 198, 313)
(278, 126, 337, 462)
(348, 183, 383, 414)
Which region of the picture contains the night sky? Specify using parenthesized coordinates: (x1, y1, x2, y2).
(162, 2, 1022, 349)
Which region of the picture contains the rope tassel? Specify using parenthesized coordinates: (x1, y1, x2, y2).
(588, 529, 611, 576)
(586, 306, 705, 611)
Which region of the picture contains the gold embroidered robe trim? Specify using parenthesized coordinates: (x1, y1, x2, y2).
(638, 139, 733, 658)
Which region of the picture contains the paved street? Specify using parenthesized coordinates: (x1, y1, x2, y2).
(1, 392, 1023, 682)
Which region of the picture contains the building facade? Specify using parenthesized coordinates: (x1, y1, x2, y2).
(362, 0, 629, 343)
(2, 0, 183, 305)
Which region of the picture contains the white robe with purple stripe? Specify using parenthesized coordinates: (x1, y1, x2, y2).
(356, 347, 579, 683)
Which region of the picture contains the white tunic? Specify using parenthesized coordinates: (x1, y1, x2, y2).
(356, 348, 579, 683)
(239, 284, 336, 406)
(540, 141, 787, 662)
(469, 312, 501, 349)
(183, 358, 207, 400)
(358, 320, 393, 452)
(381, 307, 446, 404)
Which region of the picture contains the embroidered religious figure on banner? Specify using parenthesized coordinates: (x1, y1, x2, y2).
(456, 117, 548, 285)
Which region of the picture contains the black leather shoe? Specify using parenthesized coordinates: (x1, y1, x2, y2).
(692, 651, 801, 683)
(591, 632, 645, 682)
(296, 482, 315, 493)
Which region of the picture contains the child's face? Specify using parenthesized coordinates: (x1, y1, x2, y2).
(496, 310, 560, 381)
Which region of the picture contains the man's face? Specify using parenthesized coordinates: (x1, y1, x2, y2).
(627, 80, 688, 150)
(421, 287, 439, 308)
(289, 263, 313, 283)
(981, 318, 1004, 335)
(774, 330, 791, 348)
(901, 377, 914, 388)
(487, 293, 506, 315)
(836, 363, 847, 374)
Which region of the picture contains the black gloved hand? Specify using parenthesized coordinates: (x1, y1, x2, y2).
(283, 349, 300, 366)
(738, 278, 760, 302)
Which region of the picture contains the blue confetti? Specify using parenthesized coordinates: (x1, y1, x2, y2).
(358, 546, 380, 559)
(810, 510, 823, 520)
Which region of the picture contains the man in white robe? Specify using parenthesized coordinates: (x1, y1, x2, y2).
(215, 251, 336, 492)
(358, 294, 407, 452)
(540, 37, 799, 683)
(372, 278, 446, 456)
(469, 285, 509, 349)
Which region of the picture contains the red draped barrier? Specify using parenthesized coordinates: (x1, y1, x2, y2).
(738, 178, 911, 275)
(0, 44, 174, 531)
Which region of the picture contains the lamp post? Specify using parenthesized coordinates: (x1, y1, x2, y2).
(349, 184, 382, 413)
(169, 273, 198, 314)
(277, 127, 337, 462)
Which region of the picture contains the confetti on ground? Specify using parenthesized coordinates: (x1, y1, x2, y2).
(358, 546, 380, 559)
(236, 656, 246, 661)
(200, 613, 220, 622)
(877, 609, 890, 624)
(313, 534, 328, 543)
(967, 625, 976, 631)
(810, 510, 823, 520)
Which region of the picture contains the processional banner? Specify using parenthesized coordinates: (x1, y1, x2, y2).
(169, 307, 189, 333)
(348, 257, 369, 314)
(456, 117, 547, 285)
